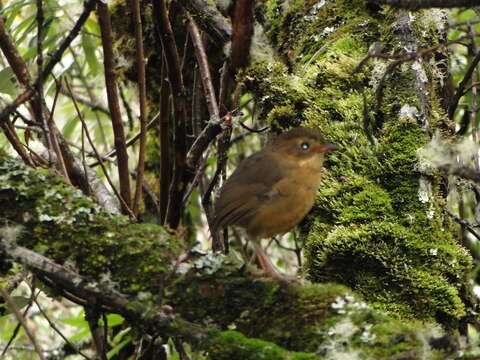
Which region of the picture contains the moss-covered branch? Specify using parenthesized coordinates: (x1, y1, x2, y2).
(0, 155, 466, 358)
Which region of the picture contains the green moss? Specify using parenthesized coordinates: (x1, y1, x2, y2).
(0, 156, 181, 295)
(168, 273, 353, 352)
(338, 185, 394, 223)
(248, 0, 475, 329)
(307, 216, 470, 326)
(169, 269, 453, 358)
(207, 331, 318, 360)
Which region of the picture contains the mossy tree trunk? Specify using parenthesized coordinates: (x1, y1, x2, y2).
(246, 0, 473, 329)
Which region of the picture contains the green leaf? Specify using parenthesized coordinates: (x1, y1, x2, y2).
(60, 309, 88, 328)
(84, 18, 100, 36)
(0, 67, 17, 96)
(68, 328, 90, 342)
(11, 295, 30, 310)
(62, 113, 80, 139)
(82, 34, 100, 75)
(2, 0, 31, 29)
(112, 327, 130, 343)
(107, 336, 132, 359)
(13, 14, 36, 45)
(101, 313, 125, 328)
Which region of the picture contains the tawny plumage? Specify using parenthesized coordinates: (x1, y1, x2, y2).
(213, 127, 338, 278)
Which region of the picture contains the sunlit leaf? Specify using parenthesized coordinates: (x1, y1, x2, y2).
(82, 33, 100, 75)
(2, 0, 31, 29)
(112, 327, 130, 343)
(100, 313, 125, 328)
(62, 113, 80, 139)
(107, 336, 132, 359)
(68, 328, 90, 342)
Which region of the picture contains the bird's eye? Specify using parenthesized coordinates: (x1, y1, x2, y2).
(300, 142, 310, 151)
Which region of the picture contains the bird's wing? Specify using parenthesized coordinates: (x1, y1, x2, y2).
(212, 150, 284, 230)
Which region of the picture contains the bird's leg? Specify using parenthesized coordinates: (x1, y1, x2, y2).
(248, 234, 287, 280)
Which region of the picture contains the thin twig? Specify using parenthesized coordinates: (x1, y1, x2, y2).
(186, 117, 225, 166)
(192, 66, 203, 136)
(462, 81, 480, 96)
(97, 0, 132, 213)
(65, 78, 136, 220)
(36, 0, 53, 167)
(131, 170, 160, 215)
(186, 14, 220, 120)
(457, 185, 467, 248)
(445, 208, 480, 260)
(0, 120, 33, 166)
(119, 83, 135, 132)
(85, 308, 107, 360)
(470, 25, 479, 171)
(89, 114, 159, 167)
(33, 295, 91, 360)
(130, 0, 148, 217)
(59, 88, 110, 115)
(182, 152, 208, 207)
(0, 287, 45, 360)
(1, 278, 36, 357)
(70, 49, 108, 146)
(173, 338, 191, 360)
(48, 77, 71, 184)
(449, 51, 480, 119)
(238, 122, 269, 134)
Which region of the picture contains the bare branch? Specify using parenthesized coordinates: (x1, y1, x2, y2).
(0, 239, 208, 347)
(0, 120, 34, 166)
(130, 0, 149, 217)
(97, 1, 132, 213)
(0, 287, 45, 360)
(186, 14, 220, 120)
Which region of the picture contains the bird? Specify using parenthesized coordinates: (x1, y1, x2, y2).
(212, 127, 338, 279)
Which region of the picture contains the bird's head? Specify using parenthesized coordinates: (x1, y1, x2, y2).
(270, 127, 339, 165)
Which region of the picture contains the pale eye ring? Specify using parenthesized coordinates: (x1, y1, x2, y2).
(300, 142, 310, 151)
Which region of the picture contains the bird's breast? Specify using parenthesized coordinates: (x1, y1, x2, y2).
(246, 166, 323, 238)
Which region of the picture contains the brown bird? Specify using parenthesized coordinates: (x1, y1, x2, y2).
(212, 127, 338, 279)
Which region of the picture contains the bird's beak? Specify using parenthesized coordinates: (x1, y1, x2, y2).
(311, 143, 339, 152)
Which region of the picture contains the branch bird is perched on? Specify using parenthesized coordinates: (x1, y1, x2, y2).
(213, 127, 338, 279)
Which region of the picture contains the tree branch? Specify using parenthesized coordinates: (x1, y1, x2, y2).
(130, 0, 148, 217)
(179, 0, 232, 45)
(97, 1, 132, 213)
(370, 0, 480, 9)
(153, 0, 188, 228)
